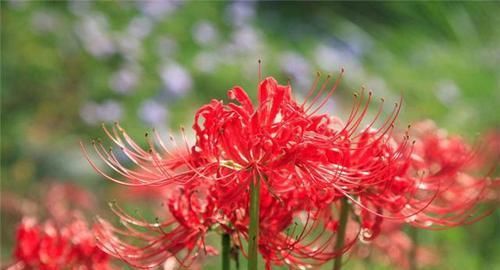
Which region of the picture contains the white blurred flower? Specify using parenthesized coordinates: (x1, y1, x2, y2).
(365, 76, 391, 98)
(80, 100, 123, 125)
(159, 63, 192, 96)
(193, 51, 219, 73)
(75, 13, 115, 58)
(8, 0, 28, 10)
(231, 26, 262, 53)
(139, 99, 168, 126)
(116, 34, 142, 61)
(314, 44, 365, 81)
(31, 10, 60, 33)
(127, 16, 153, 40)
(192, 20, 218, 46)
(226, 1, 256, 27)
(109, 66, 140, 94)
(137, 0, 180, 20)
(156, 36, 178, 59)
(436, 80, 460, 106)
(68, 0, 91, 16)
(280, 51, 312, 90)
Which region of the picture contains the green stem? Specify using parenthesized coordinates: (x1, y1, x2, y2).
(222, 233, 231, 270)
(409, 226, 418, 270)
(233, 246, 240, 270)
(248, 176, 261, 270)
(333, 198, 349, 270)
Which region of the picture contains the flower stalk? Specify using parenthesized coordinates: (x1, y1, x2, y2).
(409, 226, 418, 270)
(248, 175, 261, 270)
(333, 198, 349, 270)
(222, 233, 231, 270)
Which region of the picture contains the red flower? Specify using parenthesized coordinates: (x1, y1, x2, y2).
(85, 74, 497, 269)
(87, 74, 369, 268)
(10, 216, 111, 270)
(401, 120, 495, 228)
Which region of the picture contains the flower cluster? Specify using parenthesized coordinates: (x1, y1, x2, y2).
(85, 73, 496, 269)
(9, 216, 111, 270)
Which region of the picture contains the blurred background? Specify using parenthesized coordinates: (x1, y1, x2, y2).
(1, 1, 499, 269)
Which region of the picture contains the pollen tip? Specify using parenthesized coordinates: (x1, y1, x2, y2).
(145, 132, 149, 137)
(380, 97, 385, 102)
(340, 67, 345, 73)
(316, 71, 321, 77)
(258, 59, 262, 64)
(412, 140, 416, 144)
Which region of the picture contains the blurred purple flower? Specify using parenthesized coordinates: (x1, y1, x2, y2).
(156, 36, 178, 59)
(136, 0, 181, 20)
(192, 20, 218, 46)
(159, 63, 192, 96)
(314, 44, 365, 80)
(116, 35, 142, 61)
(68, 0, 91, 16)
(436, 80, 460, 106)
(7, 0, 28, 10)
(75, 14, 115, 58)
(31, 10, 61, 33)
(127, 16, 153, 40)
(80, 100, 123, 125)
(139, 100, 169, 126)
(280, 51, 312, 90)
(226, 1, 256, 27)
(109, 66, 140, 94)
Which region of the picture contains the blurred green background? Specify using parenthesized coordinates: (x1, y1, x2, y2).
(1, 1, 499, 269)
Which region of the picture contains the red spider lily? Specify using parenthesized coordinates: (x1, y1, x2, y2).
(45, 183, 96, 224)
(9, 216, 111, 270)
(85, 72, 420, 269)
(84, 70, 500, 270)
(401, 120, 495, 229)
(95, 184, 219, 269)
